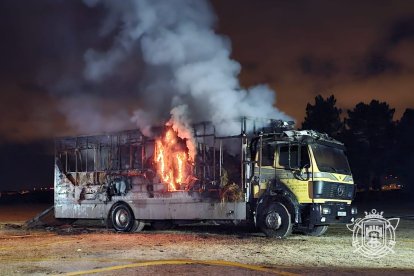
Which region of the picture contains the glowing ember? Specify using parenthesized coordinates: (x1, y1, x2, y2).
(154, 127, 195, 191)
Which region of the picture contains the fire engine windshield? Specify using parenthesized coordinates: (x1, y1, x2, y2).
(311, 143, 351, 174)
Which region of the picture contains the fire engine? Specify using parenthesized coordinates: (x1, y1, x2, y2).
(54, 118, 357, 237)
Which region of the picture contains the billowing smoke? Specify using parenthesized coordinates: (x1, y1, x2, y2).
(83, 0, 290, 137)
(59, 96, 133, 135)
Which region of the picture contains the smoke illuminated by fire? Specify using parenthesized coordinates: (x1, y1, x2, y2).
(154, 125, 195, 191)
(83, 0, 290, 139)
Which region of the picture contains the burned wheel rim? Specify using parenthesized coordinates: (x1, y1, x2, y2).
(115, 209, 129, 228)
(265, 212, 282, 229)
(111, 203, 135, 232)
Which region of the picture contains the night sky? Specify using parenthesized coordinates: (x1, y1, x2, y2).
(1, 0, 414, 190)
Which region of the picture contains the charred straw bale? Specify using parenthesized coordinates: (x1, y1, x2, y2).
(220, 183, 243, 202)
(78, 173, 93, 185)
(220, 168, 229, 188)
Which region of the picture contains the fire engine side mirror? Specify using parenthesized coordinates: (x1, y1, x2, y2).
(293, 165, 311, 174)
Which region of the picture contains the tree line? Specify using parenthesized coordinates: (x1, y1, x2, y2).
(301, 95, 414, 193)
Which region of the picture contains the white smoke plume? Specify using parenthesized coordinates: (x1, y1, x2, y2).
(83, 0, 291, 137)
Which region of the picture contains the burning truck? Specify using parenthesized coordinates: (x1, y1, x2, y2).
(54, 118, 357, 238)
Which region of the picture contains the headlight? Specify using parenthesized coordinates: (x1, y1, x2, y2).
(322, 207, 331, 215)
(351, 207, 358, 215)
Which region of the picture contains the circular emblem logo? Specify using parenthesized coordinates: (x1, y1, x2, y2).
(347, 209, 399, 259)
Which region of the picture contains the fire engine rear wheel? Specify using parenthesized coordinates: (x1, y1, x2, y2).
(303, 225, 329, 236)
(110, 203, 135, 232)
(258, 202, 292, 238)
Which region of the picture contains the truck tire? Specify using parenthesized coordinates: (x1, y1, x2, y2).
(303, 225, 328, 236)
(258, 202, 293, 238)
(109, 203, 135, 232)
(132, 220, 145, 232)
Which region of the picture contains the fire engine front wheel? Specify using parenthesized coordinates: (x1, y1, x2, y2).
(110, 203, 135, 232)
(258, 202, 293, 238)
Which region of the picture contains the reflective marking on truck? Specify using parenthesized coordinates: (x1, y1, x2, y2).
(259, 170, 352, 183)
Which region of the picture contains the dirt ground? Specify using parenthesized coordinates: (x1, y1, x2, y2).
(0, 204, 413, 276)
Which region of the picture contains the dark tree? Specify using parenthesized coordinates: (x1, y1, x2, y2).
(395, 108, 414, 194)
(301, 95, 343, 138)
(343, 100, 395, 190)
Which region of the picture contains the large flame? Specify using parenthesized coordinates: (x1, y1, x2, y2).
(154, 126, 195, 191)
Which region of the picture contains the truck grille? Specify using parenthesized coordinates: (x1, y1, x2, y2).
(311, 181, 354, 200)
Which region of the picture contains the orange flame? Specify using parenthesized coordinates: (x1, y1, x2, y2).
(154, 127, 194, 191)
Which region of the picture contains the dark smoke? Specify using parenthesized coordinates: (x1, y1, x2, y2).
(82, 0, 290, 137)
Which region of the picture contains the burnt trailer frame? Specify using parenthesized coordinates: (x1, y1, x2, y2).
(54, 121, 253, 228)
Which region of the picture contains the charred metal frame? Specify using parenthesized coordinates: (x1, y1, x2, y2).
(54, 122, 251, 221)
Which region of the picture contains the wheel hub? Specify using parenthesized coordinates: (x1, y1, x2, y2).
(119, 214, 127, 223)
(116, 210, 129, 227)
(265, 211, 282, 229)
